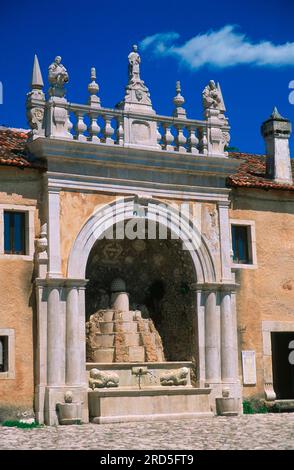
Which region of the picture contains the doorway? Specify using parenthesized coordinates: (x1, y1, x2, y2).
(271, 332, 294, 399)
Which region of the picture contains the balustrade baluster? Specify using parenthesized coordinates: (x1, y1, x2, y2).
(115, 117, 124, 145)
(74, 111, 87, 141)
(162, 123, 174, 151)
(102, 114, 114, 144)
(199, 128, 208, 155)
(187, 126, 199, 154)
(174, 124, 186, 153)
(87, 112, 100, 142)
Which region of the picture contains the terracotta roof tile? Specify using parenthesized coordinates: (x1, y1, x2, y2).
(0, 128, 45, 169)
(227, 152, 294, 191)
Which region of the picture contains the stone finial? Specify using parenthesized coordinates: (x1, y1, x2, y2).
(64, 390, 73, 403)
(173, 81, 186, 118)
(222, 387, 230, 398)
(88, 67, 100, 107)
(270, 106, 285, 120)
(31, 54, 44, 90)
(261, 107, 292, 184)
(26, 55, 45, 138)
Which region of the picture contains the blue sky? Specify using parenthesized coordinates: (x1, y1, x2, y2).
(0, 0, 294, 153)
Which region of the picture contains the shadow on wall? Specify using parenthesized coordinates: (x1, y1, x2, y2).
(85, 228, 197, 361)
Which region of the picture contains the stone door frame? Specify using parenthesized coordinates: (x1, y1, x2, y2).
(262, 320, 294, 400)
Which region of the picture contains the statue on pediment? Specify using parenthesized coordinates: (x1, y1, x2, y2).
(202, 80, 222, 110)
(48, 56, 69, 87)
(128, 45, 141, 82)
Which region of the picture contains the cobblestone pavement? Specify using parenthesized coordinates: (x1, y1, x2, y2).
(0, 414, 293, 450)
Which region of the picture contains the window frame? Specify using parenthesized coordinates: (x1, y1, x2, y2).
(230, 219, 257, 269)
(4, 210, 26, 255)
(0, 329, 15, 379)
(0, 204, 35, 260)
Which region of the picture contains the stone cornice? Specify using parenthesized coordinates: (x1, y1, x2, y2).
(27, 137, 241, 177)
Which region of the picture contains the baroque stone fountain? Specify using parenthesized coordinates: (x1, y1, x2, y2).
(86, 278, 212, 423)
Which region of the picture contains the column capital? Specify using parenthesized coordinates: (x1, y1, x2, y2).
(35, 277, 88, 288)
(217, 200, 231, 209)
(47, 185, 62, 194)
(65, 278, 88, 289)
(193, 282, 238, 292)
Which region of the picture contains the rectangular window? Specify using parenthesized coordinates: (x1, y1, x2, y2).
(231, 224, 252, 264)
(0, 336, 8, 373)
(4, 211, 26, 255)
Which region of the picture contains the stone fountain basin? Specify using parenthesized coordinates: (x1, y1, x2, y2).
(88, 387, 212, 424)
(86, 362, 212, 424)
(86, 361, 194, 388)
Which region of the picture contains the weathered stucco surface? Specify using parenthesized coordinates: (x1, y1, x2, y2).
(60, 191, 116, 276)
(231, 188, 294, 397)
(0, 167, 42, 413)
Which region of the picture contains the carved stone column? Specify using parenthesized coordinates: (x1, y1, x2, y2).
(220, 290, 238, 382)
(66, 280, 88, 386)
(66, 286, 80, 385)
(217, 201, 233, 282)
(47, 186, 62, 278)
(205, 290, 221, 383)
(47, 282, 65, 386)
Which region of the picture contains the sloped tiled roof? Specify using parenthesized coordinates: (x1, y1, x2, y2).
(227, 152, 294, 191)
(0, 128, 45, 169)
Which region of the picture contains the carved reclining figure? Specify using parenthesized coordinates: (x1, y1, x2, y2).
(160, 367, 189, 386)
(89, 368, 119, 389)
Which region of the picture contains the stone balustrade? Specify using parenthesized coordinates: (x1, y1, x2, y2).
(26, 51, 230, 158)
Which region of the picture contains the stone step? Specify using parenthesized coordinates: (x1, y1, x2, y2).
(94, 334, 115, 348)
(99, 322, 115, 334)
(128, 346, 145, 362)
(92, 347, 114, 363)
(123, 333, 142, 347)
(114, 321, 139, 333)
(94, 331, 142, 348)
(114, 311, 134, 322)
(100, 310, 116, 322)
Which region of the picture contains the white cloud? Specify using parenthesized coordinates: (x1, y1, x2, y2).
(140, 25, 294, 69)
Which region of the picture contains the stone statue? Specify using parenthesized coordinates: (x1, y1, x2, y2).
(160, 367, 189, 386)
(202, 80, 222, 110)
(48, 56, 69, 87)
(128, 45, 141, 81)
(89, 368, 119, 389)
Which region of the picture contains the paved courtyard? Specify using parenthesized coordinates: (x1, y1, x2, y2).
(0, 414, 293, 450)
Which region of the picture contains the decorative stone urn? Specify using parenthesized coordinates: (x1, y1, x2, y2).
(56, 391, 82, 425)
(215, 388, 240, 416)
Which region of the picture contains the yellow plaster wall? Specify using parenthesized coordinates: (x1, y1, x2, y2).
(60, 191, 118, 276)
(230, 189, 294, 397)
(0, 167, 42, 411)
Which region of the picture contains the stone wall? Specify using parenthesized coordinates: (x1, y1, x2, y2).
(0, 167, 42, 417)
(230, 188, 294, 398)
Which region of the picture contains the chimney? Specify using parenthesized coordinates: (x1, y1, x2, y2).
(261, 107, 292, 184)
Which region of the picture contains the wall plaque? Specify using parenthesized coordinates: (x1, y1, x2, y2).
(242, 350, 257, 385)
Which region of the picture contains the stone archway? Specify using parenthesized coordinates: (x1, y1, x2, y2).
(67, 196, 216, 283)
(66, 196, 217, 386)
